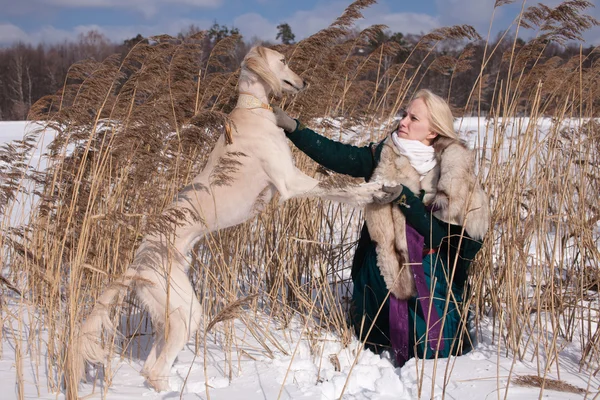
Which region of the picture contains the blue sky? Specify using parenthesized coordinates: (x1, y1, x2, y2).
(0, 0, 598, 46)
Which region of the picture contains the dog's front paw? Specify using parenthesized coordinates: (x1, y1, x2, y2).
(372, 183, 404, 204)
(373, 192, 394, 204)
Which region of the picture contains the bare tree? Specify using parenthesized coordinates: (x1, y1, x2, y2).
(9, 50, 28, 119)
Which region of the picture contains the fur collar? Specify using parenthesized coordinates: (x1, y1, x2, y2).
(364, 135, 489, 299)
(431, 136, 489, 240)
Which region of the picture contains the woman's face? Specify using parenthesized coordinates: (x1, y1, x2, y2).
(397, 98, 438, 146)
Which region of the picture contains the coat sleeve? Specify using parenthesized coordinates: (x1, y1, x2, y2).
(286, 120, 376, 179)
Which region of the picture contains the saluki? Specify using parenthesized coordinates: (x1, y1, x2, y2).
(75, 46, 383, 391)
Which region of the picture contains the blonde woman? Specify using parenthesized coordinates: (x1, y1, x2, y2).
(273, 89, 489, 366)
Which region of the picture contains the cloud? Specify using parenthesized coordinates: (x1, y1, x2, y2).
(0, 1, 443, 47)
(272, 1, 439, 42)
(284, 2, 349, 40)
(357, 12, 440, 36)
(0, 0, 223, 18)
(46, 0, 222, 5)
(0, 18, 221, 46)
(231, 2, 352, 43)
(0, 24, 119, 45)
(0, 23, 27, 44)
(435, 0, 497, 32)
(233, 13, 278, 43)
(2, 0, 596, 47)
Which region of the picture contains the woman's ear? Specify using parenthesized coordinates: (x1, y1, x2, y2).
(427, 131, 439, 141)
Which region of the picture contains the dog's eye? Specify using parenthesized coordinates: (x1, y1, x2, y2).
(281, 58, 287, 65)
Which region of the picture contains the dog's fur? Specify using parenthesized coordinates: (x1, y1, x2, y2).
(75, 46, 382, 392)
(364, 135, 489, 299)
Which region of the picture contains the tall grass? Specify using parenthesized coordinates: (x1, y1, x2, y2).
(1, 0, 599, 398)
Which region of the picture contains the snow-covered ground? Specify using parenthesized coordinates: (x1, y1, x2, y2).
(1, 120, 598, 399)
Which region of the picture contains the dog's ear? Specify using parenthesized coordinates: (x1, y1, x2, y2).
(242, 47, 282, 97)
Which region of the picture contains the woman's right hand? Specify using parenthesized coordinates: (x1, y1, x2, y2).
(272, 106, 298, 133)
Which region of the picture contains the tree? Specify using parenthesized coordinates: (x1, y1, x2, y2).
(207, 22, 240, 44)
(276, 23, 295, 45)
(122, 34, 145, 50)
(198, 22, 244, 73)
(368, 30, 409, 63)
(8, 46, 32, 120)
(75, 30, 112, 61)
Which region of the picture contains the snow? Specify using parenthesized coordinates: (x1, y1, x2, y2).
(1, 120, 599, 399)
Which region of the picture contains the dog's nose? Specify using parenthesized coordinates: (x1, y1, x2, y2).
(302, 79, 307, 88)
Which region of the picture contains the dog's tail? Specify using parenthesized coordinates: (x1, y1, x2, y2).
(73, 266, 138, 382)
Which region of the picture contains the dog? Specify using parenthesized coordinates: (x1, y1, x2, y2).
(75, 46, 383, 392)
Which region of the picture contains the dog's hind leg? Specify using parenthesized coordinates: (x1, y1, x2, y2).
(146, 308, 198, 391)
(141, 329, 164, 377)
(142, 265, 202, 392)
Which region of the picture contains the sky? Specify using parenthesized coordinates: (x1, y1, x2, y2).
(0, 0, 599, 47)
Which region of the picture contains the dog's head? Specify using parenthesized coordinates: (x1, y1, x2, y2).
(241, 46, 306, 97)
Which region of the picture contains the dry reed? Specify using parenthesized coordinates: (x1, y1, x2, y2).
(0, 0, 599, 399)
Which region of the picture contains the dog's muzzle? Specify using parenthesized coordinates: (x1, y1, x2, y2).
(283, 79, 306, 91)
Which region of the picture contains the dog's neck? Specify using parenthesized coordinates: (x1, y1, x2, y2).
(236, 78, 272, 111)
(236, 92, 273, 112)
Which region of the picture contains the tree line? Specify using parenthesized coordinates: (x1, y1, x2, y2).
(0, 21, 597, 121)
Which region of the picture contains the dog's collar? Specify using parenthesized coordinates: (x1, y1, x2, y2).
(236, 92, 273, 112)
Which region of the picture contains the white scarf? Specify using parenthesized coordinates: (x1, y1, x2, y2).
(391, 132, 437, 179)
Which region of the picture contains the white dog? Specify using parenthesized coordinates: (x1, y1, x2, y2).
(76, 46, 382, 391)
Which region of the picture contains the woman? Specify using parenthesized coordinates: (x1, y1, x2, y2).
(273, 89, 489, 367)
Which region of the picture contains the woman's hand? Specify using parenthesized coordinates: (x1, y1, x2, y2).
(272, 106, 298, 133)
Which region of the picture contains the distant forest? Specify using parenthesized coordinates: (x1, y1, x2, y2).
(0, 21, 598, 121)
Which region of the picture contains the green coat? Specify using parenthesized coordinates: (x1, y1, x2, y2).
(287, 123, 483, 362)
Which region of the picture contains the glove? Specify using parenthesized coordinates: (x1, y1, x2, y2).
(272, 106, 298, 133)
(373, 183, 404, 204)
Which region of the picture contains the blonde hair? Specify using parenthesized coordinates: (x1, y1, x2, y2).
(413, 89, 458, 140)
